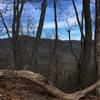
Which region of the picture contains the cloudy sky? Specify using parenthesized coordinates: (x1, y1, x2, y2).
(0, 0, 95, 40)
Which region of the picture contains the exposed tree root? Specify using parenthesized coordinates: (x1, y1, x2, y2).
(0, 70, 100, 100)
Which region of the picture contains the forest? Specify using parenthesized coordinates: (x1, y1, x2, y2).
(0, 0, 100, 100)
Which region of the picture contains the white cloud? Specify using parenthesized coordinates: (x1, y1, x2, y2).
(43, 17, 78, 29)
(43, 21, 66, 29)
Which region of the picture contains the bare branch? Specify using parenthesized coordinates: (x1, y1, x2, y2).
(0, 12, 11, 38)
(72, 0, 85, 39)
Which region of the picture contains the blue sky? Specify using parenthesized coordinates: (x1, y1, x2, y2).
(0, 0, 95, 40)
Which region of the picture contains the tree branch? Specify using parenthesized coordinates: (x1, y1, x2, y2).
(0, 12, 11, 38)
(72, 0, 85, 39)
(0, 70, 100, 100)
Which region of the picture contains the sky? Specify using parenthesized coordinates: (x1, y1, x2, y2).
(0, 0, 95, 40)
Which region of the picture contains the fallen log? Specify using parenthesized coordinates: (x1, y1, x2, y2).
(0, 70, 100, 100)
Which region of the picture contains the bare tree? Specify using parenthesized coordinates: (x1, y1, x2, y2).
(0, 0, 24, 69)
(72, 0, 85, 68)
(11, 0, 24, 69)
(78, 0, 96, 89)
(30, 0, 47, 70)
(52, 0, 59, 82)
(72, 0, 96, 89)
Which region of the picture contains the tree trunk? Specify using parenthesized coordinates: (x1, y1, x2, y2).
(53, 0, 59, 83)
(12, 0, 24, 69)
(95, 0, 100, 94)
(30, 0, 47, 70)
(78, 0, 96, 89)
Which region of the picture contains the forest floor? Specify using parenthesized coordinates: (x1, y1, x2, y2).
(0, 87, 100, 100)
(80, 96, 100, 100)
(0, 70, 100, 100)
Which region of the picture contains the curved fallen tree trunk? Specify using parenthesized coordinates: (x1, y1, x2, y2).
(0, 70, 100, 100)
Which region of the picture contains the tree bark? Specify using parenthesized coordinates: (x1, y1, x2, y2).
(95, 0, 100, 94)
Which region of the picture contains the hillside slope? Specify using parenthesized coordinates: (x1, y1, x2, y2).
(0, 35, 95, 92)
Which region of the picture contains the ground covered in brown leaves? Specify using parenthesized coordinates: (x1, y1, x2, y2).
(0, 74, 100, 100)
(80, 96, 100, 100)
(0, 77, 58, 100)
(0, 78, 100, 100)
